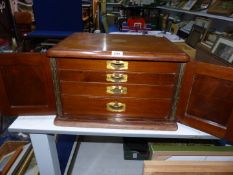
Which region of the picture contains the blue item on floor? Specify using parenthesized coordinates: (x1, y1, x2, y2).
(108, 25, 119, 33)
(56, 134, 76, 174)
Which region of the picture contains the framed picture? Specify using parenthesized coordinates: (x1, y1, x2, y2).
(182, 0, 198, 10)
(207, 0, 233, 16)
(176, 0, 188, 8)
(170, 0, 179, 7)
(0, 0, 14, 39)
(194, 17, 211, 29)
(211, 37, 233, 64)
(170, 23, 180, 34)
(16, 150, 39, 175)
(191, 0, 212, 11)
(186, 24, 206, 48)
(0, 146, 23, 175)
(200, 31, 218, 49)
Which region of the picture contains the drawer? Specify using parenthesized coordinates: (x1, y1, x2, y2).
(60, 82, 175, 99)
(59, 70, 177, 85)
(57, 58, 179, 73)
(61, 95, 172, 120)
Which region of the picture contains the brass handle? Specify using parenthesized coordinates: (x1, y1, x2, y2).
(106, 86, 127, 95)
(106, 60, 128, 70)
(106, 73, 128, 83)
(106, 102, 126, 112)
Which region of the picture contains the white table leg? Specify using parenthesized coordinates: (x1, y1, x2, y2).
(30, 134, 61, 175)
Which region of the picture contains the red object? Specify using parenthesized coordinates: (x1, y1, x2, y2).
(127, 18, 145, 29)
(0, 39, 8, 46)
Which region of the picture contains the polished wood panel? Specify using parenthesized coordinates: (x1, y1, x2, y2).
(62, 95, 172, 120)
(54, 117, 177, 130)
(177, 60, 233, 140)
(187, 74, 233, 126)
(48, 33, 189, 62)
(57, 58, 180, 73)
(0, 53, 55, 115)
(59, 70, 177, 85)
(60, 82, 175, 98)
(144, 161, 233, 175)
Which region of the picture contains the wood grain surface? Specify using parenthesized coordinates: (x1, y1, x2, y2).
(48, 33, 189, 62)
(144, 161, 233, 175)
(0, 53, 56, 115)
(177, 60, 233, 141)
(61, 95, 172, 119)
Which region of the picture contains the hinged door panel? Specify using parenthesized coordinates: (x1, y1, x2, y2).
(0, 53, 56, 115)
(177, 60, 233, 142)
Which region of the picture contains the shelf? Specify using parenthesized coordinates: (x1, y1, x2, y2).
(157, 6, 233, 22)
(112, 11, 120, 14)
(106, 3, 121, 5)
(122, 5, 156, 9)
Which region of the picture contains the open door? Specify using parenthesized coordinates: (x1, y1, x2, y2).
(177, 60, 233, 143)
(0, 53, 55, 115)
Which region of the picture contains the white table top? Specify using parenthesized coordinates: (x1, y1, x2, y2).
(8, 115, 217, 139)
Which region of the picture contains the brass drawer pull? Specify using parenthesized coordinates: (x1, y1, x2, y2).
(106, 102, 126, 112)
(107, 60, 128, 70)
(106, 73, 128, 83)
(106, 86, 127, 95)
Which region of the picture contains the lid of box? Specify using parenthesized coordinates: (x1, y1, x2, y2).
(47, 32, 189, 62)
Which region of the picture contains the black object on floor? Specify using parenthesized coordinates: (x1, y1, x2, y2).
(123, 137, 150, 160)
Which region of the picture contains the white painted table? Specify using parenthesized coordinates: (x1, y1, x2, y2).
(8, 115, 217, 175)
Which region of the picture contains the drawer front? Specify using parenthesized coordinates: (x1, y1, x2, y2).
(57, 58, 179, 73)
(59, 70, 177, 85)
(60, 82, 175, 99)
(57, 58, 179, 122)
(61, 95, 172, 120)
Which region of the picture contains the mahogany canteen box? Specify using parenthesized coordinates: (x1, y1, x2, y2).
(1, 33, 233, 143)
(47, 32, 189, 130)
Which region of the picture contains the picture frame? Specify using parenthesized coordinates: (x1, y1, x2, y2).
(16, 150, 39, 175)
(182, 0, 198, 10)
(176, 0, 188, 9)
(211, 37, 233, 64)
(0, 146, 23, 175)
(191, 0, 212, 11)
(186, 24, 206, 48)
(170, 23, 180, 34)
(194, 17, 211, 29)
(200, 31, 218, 49)
(207, 0, 233, 16)
(0, 151, 15, 171)
(200, 0, 212, 9)
(0, 0, 14, 39)
(170, 0, 179, 7)
(6, 143, 32, 175)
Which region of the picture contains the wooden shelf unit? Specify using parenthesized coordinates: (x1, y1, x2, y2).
(157, 6, 233, 22)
